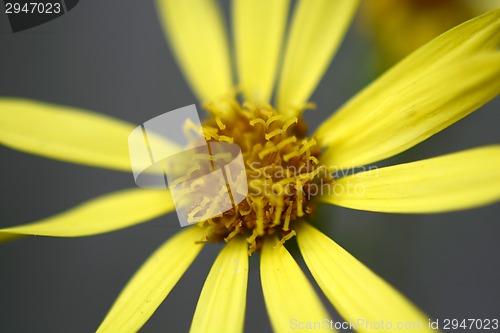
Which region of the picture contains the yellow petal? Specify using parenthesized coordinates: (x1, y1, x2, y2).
(297, 222, 433, 333)
(316, 9, 500, 160)
(190, 237, 248, 333)
(156, 0, 233, 107)
(233, 0, 290, 103)
(0, 98, 136, 171)
(319, 52, 500, 169)
(260, 237, 331, 333)
(277, 0, 359, 117)
(320, 145, 500, 213)
(0, 189, 174, 242)
(97, 227, 204, 333)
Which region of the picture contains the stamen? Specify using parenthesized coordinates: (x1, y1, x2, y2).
(170, 175, 188, 187)
(265, 129, 283, 140)
(247, 231, 259, 255)
(203, 128, 220, 141)
(186, 165, 201, 176)
(283, 150, 300, 162)
(215, 116, 226, 130)
(183, 118, 203, 140)
(259, 108, 274, 118)
(272, 198, 284, 226)
(276, 136, 297, 149)
(259, 144, 278, 159)
(242, 101, 256, 112)
(299, 138, 317, 156)
(276, 230, 296, 248)
(283, 203, 294, 231)
(224, 225, 241, 242)
(250, 118, 266, 127)
(266, 115, 285, 127)
(308, 156, 319, 164)
(296, 179, 304, 217)
(282, 117, 298, 132)
(219, 135, 234, 143)
(253, 199, 265, 236)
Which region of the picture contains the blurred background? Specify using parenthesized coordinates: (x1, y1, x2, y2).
(1, 1, 499, 332)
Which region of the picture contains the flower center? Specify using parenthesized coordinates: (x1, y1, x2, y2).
(195, 102, 334, 254)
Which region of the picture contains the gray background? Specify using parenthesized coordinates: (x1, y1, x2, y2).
(1, 1, 499, 332)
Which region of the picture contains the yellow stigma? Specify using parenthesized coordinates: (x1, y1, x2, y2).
(194, 101, 334, 254)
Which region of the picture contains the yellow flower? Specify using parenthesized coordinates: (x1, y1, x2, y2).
(1, 1, 499, 333)
(358, 0, 500, 69)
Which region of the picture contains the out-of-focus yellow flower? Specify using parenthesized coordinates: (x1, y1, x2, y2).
(359, 0, 500, 69)
(1, 1, 500, 332)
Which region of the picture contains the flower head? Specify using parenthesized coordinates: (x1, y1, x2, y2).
(1, 1, 499, 332)
(194, 103, 335, 253)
